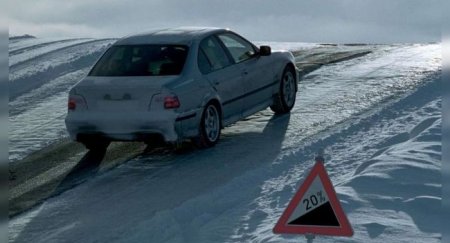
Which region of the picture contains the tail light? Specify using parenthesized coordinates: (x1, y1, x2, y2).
(68, 99, 77, 110)
(164, 96, 180, 109)
(68, 95, 87, 111)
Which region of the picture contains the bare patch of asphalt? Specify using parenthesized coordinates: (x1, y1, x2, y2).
(8, 46, 372, 217)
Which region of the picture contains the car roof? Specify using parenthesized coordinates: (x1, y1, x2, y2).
(115, 27, 227, 45)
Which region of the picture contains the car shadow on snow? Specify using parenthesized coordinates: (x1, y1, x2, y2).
(12, 113, 291, 242)
(53, 148, 108, 194)
(9, 148, 107, 219)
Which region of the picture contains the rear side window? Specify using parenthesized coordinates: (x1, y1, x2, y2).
(217, 33, 256, 63)
(198, 37, 232, 74)
(89, 45, 188, 76)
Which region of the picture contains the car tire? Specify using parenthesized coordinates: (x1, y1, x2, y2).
(270, 65, 297, 114)
(193, 103, 221, 148)
(81, 138, 110, 151)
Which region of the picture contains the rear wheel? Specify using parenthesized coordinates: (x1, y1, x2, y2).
(80, 137, 110, 151)
(270, 66, 297, 114)
(193, 103, 221, 148)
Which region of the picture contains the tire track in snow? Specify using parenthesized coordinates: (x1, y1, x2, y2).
(9, 39, 115, 99)
(9, 37, 61, 52)
(9, 39, 111, 70)
(9, 39, 94, 66)
(9, 39, 88, 56)
(280, 44, 440, 150)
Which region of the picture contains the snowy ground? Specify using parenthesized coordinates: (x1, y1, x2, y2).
(8, 38, 442, 242)
(9, 39, 115, 161)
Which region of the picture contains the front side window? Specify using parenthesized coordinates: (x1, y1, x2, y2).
(89, 45, 188, 76)
(198, 36, 232, 74)
(217, 33, 256, 63)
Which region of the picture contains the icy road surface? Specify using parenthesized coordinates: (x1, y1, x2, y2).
(9, 40, 441, 242)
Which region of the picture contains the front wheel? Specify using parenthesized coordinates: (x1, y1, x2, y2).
(270, 66, 297, 114)
(192, 103, 221, 148)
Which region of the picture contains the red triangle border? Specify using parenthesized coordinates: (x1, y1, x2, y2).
(273, 161, 353, 236)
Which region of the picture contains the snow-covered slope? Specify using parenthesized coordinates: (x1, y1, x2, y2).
(8, 38, 116, 161)
(8, 37, 442, 242)
(9, 38, 93, 66)
(9, 39, 114, 99)
(245, 79, 441, 243)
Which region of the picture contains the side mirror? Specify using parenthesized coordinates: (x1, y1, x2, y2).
(259, 45, 271, 56)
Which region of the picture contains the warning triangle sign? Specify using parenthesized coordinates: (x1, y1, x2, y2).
(273, 161, 353, 236)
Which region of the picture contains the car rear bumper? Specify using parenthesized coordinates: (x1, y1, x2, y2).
(65, 111, 183, 142)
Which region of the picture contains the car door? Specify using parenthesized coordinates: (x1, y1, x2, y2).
(217, 32, 274, 116)
(198, 36, 244, 125)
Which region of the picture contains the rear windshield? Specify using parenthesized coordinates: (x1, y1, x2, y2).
(89, 45, 188, 76)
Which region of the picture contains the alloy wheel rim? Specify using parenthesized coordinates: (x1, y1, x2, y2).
(283, 71, 295, 107)
(204, 105, 219, 142)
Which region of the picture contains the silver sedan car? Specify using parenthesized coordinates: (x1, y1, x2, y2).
(65, 27, 298, 149)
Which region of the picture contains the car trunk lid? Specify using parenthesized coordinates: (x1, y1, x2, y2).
(74, 76, 177, 112)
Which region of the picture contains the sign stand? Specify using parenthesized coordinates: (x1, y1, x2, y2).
(305, 233, 315, 243)
(273, 149, 353, 241)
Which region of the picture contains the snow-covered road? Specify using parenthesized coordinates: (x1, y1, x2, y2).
(8, 38, 441, 242)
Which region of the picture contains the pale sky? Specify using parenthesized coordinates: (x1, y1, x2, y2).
(4, 0, 441, 43)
